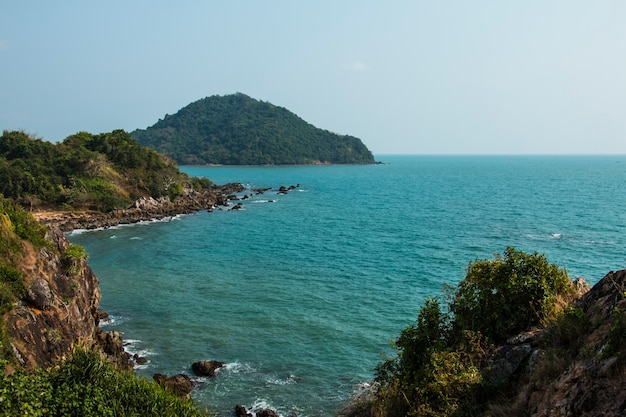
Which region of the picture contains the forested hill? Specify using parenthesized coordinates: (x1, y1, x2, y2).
(0, 129, 212, 212)
(131, 93, 376, 165)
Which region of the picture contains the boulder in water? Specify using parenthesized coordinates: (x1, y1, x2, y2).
(191, 360, 225, 377)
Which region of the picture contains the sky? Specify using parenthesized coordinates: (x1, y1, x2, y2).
(1, 1, 625, 155)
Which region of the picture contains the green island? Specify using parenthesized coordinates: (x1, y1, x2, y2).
(1, 130, 625, 416)
(131, 93, 376, 165)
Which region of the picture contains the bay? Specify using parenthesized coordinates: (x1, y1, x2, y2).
(68, 155, 626, 416)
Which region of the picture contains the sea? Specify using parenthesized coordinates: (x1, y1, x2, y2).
(67, 155, 626, 417)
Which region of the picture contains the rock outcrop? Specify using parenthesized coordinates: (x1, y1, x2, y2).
(153, 373, 194, 400)
(191, 360, 225, 377)
(483, 270, 626, 416)
(4, 227, 131, 370)
(341, 270, 626, 417)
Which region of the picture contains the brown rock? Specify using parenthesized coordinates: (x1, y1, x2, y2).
(153, 373, 193, 400)
(257, 409, 279, 417)
(235, 404, 253, 417)
(23, 277, 53, 310)
(192, 360, 225, 377)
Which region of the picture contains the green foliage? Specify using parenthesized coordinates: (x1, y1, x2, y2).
(601, 306, 626, 360)
(0, 350, 209, 417)
(0, 264, 26, 313)
(0, 129, 211, 212)
(0, 199, 44, 343)
(61, 244, 88, 276)
(63, 243, 87, 261)
(546, 306, 591, 355)
(375, 247, 574, 417)
(376, 298, 448, 384)
(131, 93, 376, 165)
(451, 246, 573, 344)
(0, 197, 48, 251)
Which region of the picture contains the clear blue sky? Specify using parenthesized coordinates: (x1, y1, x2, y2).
(1, 1, 625, 154)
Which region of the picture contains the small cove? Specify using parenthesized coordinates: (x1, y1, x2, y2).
(69, 155, 626, 416)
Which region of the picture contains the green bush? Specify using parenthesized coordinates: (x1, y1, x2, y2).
(63, 243, 87, 261)
(450, 246, 573, 344)
(61, 244, 88, 275)
(0, 350, 209, 417)
(0, 198, 48, 250)
(375, 247, 574, 417)
(0, 264, 25, 314)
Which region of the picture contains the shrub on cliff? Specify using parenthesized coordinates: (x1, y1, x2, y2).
(0, 349, 209, 416)
(0, 197, 48, 253)
(374, 247, 574, 417)
(450, 247, 573, 344)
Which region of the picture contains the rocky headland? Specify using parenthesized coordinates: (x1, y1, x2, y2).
(32, 183, 245, 232)
(340, 269, 626, 417)
(32, 183, 300, 232)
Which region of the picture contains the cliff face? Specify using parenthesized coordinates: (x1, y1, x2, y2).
(3, 227, 129, 370)
(486, 269, 626, 417)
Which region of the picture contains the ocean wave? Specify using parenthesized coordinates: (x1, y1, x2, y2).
(122, 339, 155, 369)
(66, 215, 185, 235)
(222, 361, 256, 374)
(265, 374, 299, 386)
(98, 313, 130, 327)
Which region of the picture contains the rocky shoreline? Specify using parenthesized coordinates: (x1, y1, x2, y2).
(33, 183, 300, 232)
(28, 181, 301, 416)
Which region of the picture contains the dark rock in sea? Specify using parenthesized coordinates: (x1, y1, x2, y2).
(278, 186, 289, 194)
(133, 353, 148, 365)
(256, 409, 280, 417)
(96, 329, 133, 369)
(230, 203, 243, 211)
(235, 404, 253, 417)
(228, 194, 239, 201)
(23, 277, 53, 310)
(153, 373, 193, 399)
(216, 195, 229, 206)
(191, 360, 225, 377)
(96, 309, 109, 322)
(253, 187, 272, 195)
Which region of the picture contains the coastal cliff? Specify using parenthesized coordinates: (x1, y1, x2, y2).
(3, 226, 130, 371)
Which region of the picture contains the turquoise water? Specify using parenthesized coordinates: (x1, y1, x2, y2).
(68, 155, 626, 416)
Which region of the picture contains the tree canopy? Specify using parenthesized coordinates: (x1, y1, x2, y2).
(0, 129, 211, 212)
(131, 93, 376, 165)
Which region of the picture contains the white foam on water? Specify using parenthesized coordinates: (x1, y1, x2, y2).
(222, 361, 255, 374)
(265, 374, 299, 386)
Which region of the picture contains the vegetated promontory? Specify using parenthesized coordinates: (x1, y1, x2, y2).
(0, 129, 249, 230)
(131, 93, 376, 165)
